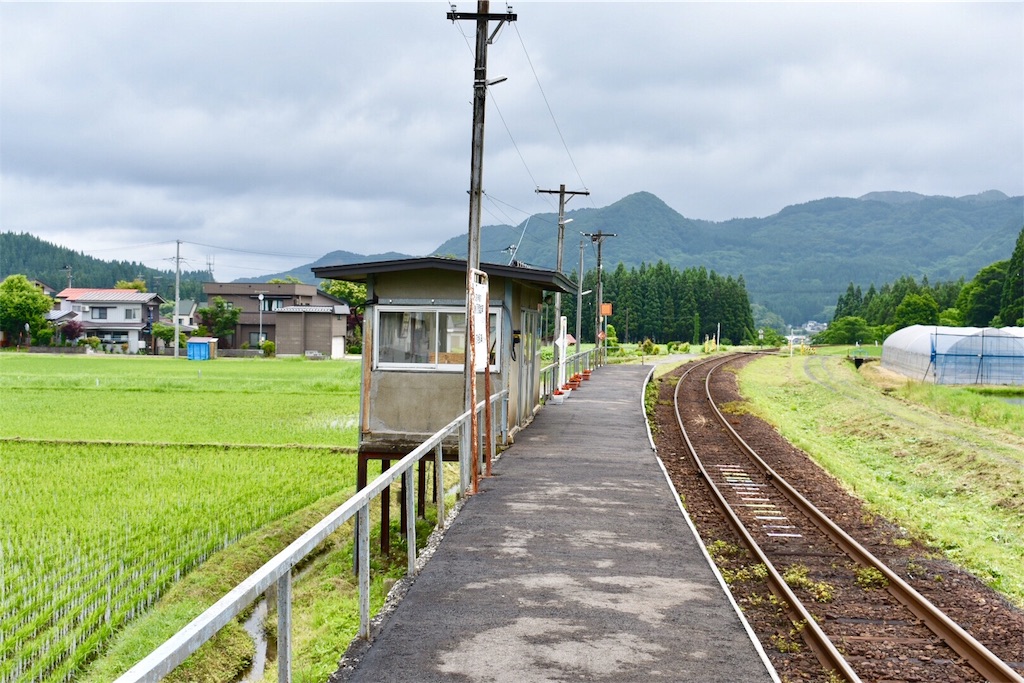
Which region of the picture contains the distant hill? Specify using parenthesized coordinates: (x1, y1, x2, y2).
(232, 250, 409, 283)
(7, 190, 1020, 325)
(0, 232, 209, 302)
(426, 190, 1022, 324)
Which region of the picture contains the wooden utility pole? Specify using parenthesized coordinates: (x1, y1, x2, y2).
(583, 230, 616, 359)
(448, 2, 516, 494)
(536, 184, 589, 365)
(174, 240, 182, 359)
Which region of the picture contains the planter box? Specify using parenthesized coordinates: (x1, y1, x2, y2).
(550, 393, 566, 405)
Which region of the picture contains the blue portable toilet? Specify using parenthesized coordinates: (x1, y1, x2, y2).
(187, 337, 218, 360)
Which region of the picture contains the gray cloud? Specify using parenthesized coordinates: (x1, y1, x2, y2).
(2, 2, 1020, 281)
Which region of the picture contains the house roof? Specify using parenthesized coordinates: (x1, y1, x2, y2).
(56, 288, 164, 304)
(45, 310, 77, 323)
(312, 257, 575, 294)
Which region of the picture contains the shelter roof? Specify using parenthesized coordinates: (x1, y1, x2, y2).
(312, 257, 575, 294)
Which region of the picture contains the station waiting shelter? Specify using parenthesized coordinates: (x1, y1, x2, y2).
(312, 257, 575, 548)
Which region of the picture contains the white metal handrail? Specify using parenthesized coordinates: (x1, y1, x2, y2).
(114, 390, 508, 683)
(540, 348, 600, 398)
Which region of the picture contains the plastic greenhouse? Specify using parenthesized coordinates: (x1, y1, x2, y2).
(881, 325, 1024, 385)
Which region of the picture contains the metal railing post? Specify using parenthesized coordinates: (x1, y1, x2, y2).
(501, 394, 509, 446)
(459, 422, 469, 495)
(434, 443, 445, 529)
(277, 571, 292, 683)
(357, 504, 370, 639)
(404, 471, 416, 576)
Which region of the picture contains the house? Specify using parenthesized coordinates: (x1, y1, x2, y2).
(54, 288, 165, 353)
(310, 257, 575, 455)
(175, 299, 199, 333)
(32, 279, 59, 297)
(275, 304, 350, 358)
(201, 282, 350, 350)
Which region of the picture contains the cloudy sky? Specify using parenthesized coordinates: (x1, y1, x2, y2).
(2, 2, 1021, 282)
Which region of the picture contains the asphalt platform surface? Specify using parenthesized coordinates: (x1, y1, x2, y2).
(334, 363, 778, 683)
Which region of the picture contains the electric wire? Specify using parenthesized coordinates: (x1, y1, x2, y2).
(449, 5, 561, 217)
(512, 22, 593, 207)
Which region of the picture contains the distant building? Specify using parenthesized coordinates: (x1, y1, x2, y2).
(54, 288, 164, 353)
(201, 282, 350, 354)
(31, 279, 59, 297)
(175, 299, 199, 333)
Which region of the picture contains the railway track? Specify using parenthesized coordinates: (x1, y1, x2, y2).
(661, 353, 1023, 683)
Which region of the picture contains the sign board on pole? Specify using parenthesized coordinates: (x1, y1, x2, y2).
(601, 303, 613, 317)
(471, 270, 489, 372)
(556, 315, 568, 388)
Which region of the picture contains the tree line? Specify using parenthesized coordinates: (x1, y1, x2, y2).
(0, 232, 208, 302)
(559, 260, 757, 346)
(817, 226, 1024, 344)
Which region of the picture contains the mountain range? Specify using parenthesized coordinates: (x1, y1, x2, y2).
(248, 190, 1023, 324)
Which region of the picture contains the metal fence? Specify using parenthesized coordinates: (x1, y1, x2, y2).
(114, 390, 509, 683)
(540, 347, 602, 398)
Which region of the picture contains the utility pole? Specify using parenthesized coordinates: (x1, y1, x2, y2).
(448, 2, 516, 494)
(174, 240, 182, 358)
(62, 265, 73, 289)
(576, 237, 584, 356)
(583, 230, 616, 361)
(536, 184, 589, 365)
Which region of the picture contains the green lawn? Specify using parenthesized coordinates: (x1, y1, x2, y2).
(0, 354, 364, 683)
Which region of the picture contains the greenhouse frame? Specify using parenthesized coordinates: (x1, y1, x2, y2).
(881, 325, 1024, 385)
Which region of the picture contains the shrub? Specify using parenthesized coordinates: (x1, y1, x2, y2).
(84, 336, 101, 350)
(259, 339, 276, 357)
(637, 338, 659, 356)
(34, 328, 54, 346)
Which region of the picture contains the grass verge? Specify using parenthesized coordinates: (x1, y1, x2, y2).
(737, 353, 1024, 607)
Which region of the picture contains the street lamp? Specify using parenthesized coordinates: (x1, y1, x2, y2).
(257, 293, 264, 350)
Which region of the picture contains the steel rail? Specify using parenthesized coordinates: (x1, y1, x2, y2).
(672, 354, 862, 683)
(702, 355, 1023, 683)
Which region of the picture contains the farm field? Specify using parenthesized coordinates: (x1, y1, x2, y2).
(0, 354, 362, 683)
(736, 352, 1024, 607)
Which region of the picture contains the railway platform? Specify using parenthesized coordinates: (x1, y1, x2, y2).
(333, 363, 778, 683)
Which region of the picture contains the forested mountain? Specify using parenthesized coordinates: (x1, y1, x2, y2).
(826, 225, 1024, 338)
(431, 191, 1021, 326)
(6, 190, 1020, 328)
(0, 232, 208, 302)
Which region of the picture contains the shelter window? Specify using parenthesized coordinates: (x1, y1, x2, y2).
(375, 306, 499, 371)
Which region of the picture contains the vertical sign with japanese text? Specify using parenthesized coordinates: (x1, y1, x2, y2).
(471, 269, 489, 372)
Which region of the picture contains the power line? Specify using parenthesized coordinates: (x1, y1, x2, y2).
(183, 241, 320, 260)
(513, 22, 592, 205)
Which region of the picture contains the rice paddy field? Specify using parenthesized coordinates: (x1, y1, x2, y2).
(0, 353, 362, 683)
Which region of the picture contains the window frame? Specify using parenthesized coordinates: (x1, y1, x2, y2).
(373, 305, 500, 372)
